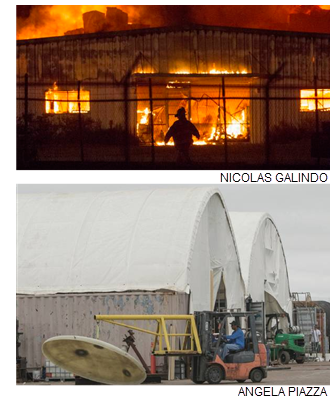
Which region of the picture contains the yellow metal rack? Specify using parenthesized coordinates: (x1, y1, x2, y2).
(94, 314, 202, 356)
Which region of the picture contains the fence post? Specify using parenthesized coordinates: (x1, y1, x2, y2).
(124, 80, 130, 163)
(222, 77, 228, 165)
(149, 78, 155, 165)
(314, 75, 320, 165)
(265, 82, 270, 166)
(77, 80, 84, 162)
(24, 73, 29, 163)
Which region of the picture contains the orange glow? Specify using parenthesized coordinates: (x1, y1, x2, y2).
(45, 83, 90, 114)
(174, 69, 248, 75)
(17, 5, 330, 40)
(300, 89, 330, 112)
(137, 101, 249, 145)
(17, 5, 139, 40)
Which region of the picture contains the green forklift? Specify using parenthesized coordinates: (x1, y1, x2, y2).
(266, 313, 305, 364)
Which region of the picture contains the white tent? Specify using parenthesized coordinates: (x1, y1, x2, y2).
(229, 212, 292, 319)
(17, 188, 245, 313)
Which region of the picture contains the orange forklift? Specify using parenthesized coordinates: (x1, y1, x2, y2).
(191, 311, 268, 384)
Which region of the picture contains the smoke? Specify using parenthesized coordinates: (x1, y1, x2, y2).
(188, 5, 293, 30)
(17, 5, 330, 40)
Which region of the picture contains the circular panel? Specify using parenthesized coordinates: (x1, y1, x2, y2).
(42, 336, 147, 385)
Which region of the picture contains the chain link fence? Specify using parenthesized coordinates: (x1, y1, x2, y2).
(17, 75, 330, 168)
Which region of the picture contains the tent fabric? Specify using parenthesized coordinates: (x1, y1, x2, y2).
(17, 188, 245, 312)
(229, 212, 292, 316)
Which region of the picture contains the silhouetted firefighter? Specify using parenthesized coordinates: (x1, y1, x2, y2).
(165, 107, 200, 164)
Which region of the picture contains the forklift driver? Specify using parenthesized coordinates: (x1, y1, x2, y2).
(220, 320, 245, 361)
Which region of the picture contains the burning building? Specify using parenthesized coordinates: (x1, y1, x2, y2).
(16, 7, 330, 146)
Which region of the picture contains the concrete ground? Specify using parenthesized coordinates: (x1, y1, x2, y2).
(19, 361, 330, 386)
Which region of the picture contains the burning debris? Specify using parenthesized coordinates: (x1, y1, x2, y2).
(65, 7, 149, 36)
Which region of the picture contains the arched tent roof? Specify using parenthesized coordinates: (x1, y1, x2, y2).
(229, 212, 292, 316)
(17, 188, 245, 312)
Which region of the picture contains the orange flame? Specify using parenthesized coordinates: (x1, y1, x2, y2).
(17, 5, 142, 40)
(17, 5, 330, 41)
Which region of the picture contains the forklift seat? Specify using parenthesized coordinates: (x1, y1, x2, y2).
(228, 347, 245, 354)
(225, 350, 255, 364)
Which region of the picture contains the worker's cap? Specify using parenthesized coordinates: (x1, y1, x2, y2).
(175, 107, 186, 118)
(230, 320, 239, 327)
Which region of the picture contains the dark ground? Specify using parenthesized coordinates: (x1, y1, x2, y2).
(17, 140, 330, 170)
(17, 162, 329, 172)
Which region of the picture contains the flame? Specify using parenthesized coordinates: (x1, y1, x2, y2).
(300, 89, 330, 112)
(137, 102, 249, 145)
(174, 69, 248, 75)
(17, 5, 330, 40)
(138, 107, 150, 125)
(17, 5, 143, 40)
(45, 82, 90, 114)
(209, 69, 248, 75)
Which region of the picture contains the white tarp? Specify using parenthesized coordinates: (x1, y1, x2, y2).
(229, 212, 292, 317)
(17, 188, 245, 312)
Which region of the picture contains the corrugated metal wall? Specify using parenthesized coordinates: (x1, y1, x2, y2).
(16, 27, 330, 84)
(17, 292, 189, 369)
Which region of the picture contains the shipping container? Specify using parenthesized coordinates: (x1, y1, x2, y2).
(16, 292, 189, 370)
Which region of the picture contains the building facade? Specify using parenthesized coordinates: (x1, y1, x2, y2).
(17, 25, 330, 145)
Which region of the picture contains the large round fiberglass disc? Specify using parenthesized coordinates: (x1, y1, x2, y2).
(42, 336, 147, 385)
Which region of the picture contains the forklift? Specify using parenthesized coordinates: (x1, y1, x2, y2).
(266, 313, 305, 365)
(94, 311, 268, 384)
(192, 311, 268, 384)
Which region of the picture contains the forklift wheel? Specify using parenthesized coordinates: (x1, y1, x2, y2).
(192, 379, 205, 384)
(237, 380, 246, 383)
(205, 365, 224, 384)
(296, 357, 305, 364)
(278, 350, 290, 365)
(250, 368, 263, 383)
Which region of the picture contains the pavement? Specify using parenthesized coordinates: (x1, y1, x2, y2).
(18, 360, 330, 386)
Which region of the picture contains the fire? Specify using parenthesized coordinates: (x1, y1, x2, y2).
(17, 5, 330, 40)
(17, 5, 146, 40)
(174, 70, 248, 75)
(209, 69, 248, 75)
(137, 102, 249, 145)
(203, 109, 248, 143)
(138, 107, 150, 125)
(300, 89, 330, 112)
(45, 83, 90, 114)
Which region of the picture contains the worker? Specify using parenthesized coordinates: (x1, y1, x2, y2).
(220, 320, 245, 361)
(165, 107, 200, 164)
(311, 324, 321, 353)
